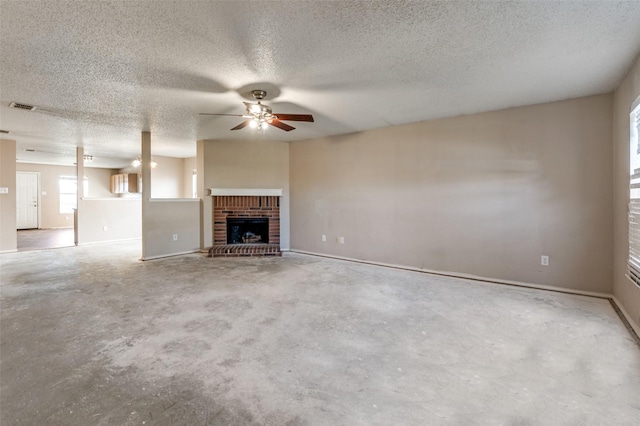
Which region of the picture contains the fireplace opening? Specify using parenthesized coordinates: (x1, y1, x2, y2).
(227, 218, 269, 244)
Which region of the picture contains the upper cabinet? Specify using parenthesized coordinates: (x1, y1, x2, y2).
(110, 173, 140, 194)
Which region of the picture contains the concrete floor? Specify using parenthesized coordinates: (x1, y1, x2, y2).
(1, 241, 639, 425)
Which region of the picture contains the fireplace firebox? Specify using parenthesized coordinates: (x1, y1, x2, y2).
(227, 218, 269, 244)
(211, 195, 281, 257)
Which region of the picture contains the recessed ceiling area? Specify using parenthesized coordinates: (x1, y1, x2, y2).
(1, 0, 639, 168)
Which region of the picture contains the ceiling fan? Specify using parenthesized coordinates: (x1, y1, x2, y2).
(200, 90, 314, 132)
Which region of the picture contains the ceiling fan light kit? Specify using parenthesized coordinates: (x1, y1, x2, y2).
(200, 90, 314, 132)
(131, 156, 157, 168)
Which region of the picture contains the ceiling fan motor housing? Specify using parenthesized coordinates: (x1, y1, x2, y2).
(252, 90, 267, 100)
(201, 89, 313, 132)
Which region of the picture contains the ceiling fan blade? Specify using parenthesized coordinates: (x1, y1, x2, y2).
(199, 113, 244, 117)
(268, 119, 295, 131)
(273, 113, 314, 122)
(231, 120, 252, 130)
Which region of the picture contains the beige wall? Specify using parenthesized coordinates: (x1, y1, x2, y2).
(183, 157, 197, 198)
(140, 133, 200, 259)
(201, 139, 291, 249)
(77, 198, 141, 244)
(86, 167, 117, 197)
(150, 155, 184, 199)
(16, 163, 118, 228)
(290, 94, 613, 293)
(0, 139, 17, 252)
(142, 200, 200, 259)
(613, 54, 640, 332)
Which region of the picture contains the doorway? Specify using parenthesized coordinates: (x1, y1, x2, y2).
(16, 172, 38, 229)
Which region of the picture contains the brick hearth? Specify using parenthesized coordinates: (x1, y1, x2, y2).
(211, 195, 281, 257)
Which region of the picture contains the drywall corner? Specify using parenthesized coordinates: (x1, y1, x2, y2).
(0, 139, 17, 252)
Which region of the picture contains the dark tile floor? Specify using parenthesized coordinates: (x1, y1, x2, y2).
(16, 228, 75, 251)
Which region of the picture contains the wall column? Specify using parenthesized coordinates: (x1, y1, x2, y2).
(197, 139, 212, 250)
(0, 139, 17, 252)
(141, 131, 151, 259)
(75, 147, 84, 245)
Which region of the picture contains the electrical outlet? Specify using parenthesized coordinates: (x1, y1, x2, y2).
(173, 234, 178, 241)
(541, 255, 549, 266)
(338, 236, 345, 244)
(322, 234, 326, 242)
(103, 225, 108, 232)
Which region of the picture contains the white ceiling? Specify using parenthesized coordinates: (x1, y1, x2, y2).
(1, 0, 640, 169)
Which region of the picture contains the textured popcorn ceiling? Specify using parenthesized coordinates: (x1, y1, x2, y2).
(1, 0, 640, 168)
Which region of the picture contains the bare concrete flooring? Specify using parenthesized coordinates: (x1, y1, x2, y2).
(1, 241, 640, 425)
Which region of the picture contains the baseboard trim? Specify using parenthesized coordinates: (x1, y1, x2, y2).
(141, 249, 200, 261)
(291, 250, 640, 344)
(36, 226, 74, 230)
(610, 296, 640, 346)
(77, 237, 141, 246)
(0, 249, 18, 254)
(290, 250, 611, 299)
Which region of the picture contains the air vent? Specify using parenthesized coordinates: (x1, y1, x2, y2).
(0, 130, 10, 134)
(24, 149, 35, 152)
(9, 101, 36, 111)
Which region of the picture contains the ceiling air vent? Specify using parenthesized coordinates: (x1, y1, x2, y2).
(9, 101, 36, 111)
(0, 130, 10, 134)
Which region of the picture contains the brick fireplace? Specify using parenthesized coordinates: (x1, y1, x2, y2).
(210, 195, 281, 257)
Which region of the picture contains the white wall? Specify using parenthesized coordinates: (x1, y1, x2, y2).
(290, 94, 613, 294)
(613, 54, 640, 333)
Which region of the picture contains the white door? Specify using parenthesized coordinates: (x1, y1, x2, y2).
(16, 172, 38, 229)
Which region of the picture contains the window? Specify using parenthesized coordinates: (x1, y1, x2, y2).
(192, 169, 197, 198)
(628, 102, 640, 287)
(59, 176, 88, 214)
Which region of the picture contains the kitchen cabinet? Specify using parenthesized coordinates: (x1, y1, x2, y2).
(110, 173, 140, 194)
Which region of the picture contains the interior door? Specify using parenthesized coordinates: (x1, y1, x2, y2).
(16, 172, 38, 229)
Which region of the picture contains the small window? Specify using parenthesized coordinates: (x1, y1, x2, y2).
(192, 169, 197, 198)
(59, 176, 88, 214)
(628, 102, 640, 287)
